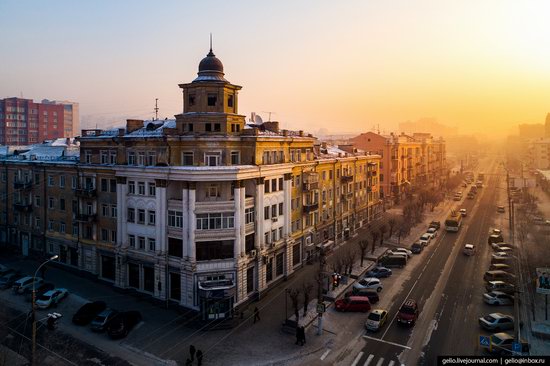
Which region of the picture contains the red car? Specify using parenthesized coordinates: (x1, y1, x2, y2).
(397, 299, 419, 326)
(335, 296, 371, 312)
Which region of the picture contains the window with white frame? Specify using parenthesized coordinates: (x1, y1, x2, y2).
(138, 152, 145, 165)
(168, 210, 183, 228)
(127, 208, 135, 223)
(128, 235, 136, 248)
(85, 151, 92, 164)
(196, 213, 235, 230)
(148, 182, 156, 196)
(111, 205, 117, 218)
(138, 236, 146, 249)
(137, 209, 145, 224)
(60, 175, 65, 188)
(100, 151, 108, 164)
(148, 210, 156, 225)
(147, 152, 156, 166)
(128, 151, 136, 165)
(245, 207, 254, 224)
(138, 182, 145, 195)
(205, 152, 221, 166)
(109, 151, 117, 164)
(148, 238, 156, 251)
(206, 184, 220, 198)
(128, 181, 135, 194)
(230, 151, 240, 165)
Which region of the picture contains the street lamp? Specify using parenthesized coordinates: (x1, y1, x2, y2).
(31, 254, 58, 366)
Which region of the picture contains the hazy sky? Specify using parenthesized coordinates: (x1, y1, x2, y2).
(1, 0, 550, 137)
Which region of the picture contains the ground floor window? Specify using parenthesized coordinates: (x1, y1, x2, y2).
(292, 243, 301, 266)
(246, 266, 254, 294)
(169, 272, 181, 301)
(128, 263, 140, 288)
(101, 255, 115, 281)
(69, 247, 78, 266)
(266, 258, 273, 283)
(276, 253, 284, 277)
(143, 266, 154, 293)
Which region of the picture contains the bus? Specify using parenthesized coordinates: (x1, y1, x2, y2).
(445, 210, 463, 232)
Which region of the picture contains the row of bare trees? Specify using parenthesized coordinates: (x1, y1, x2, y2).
(287, 281, 315, 322)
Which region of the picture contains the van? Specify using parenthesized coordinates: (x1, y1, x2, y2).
(484, 270, 515, 283)
(12, 276, 43, 294)
(335, 296, 371, 312)
(378, 255, 407, 268)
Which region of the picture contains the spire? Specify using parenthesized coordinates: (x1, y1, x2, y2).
(208, 33, 214, 56)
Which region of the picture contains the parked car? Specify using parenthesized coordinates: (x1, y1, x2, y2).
(0, 272, 23, 290)
(492, 252, 510, 260)
(107, 311, 142, 339)
(378, 255, 407, 268)
(346, 289, 379, 304)
(366, 266, 392, 278)
(429, 221, 441, 230)
(385, 250, 408, 259)
(0, 265, 13, 277)
(25, 283, 55, 302)
(497, 206, 505, 213)
(365, 309, 388, 332)
(467, 192, 475, 199)
(488, 234, 504, 245)
(397, 299, 419, 326)
(419, 234, 431, 246)
(426, 227, 438, 239)
(12, 276, 43, 295)
(459, 208, 467, 217)
(393, 248, 412, 258)
(483, 291, 514, 305)
(463, 244, 475, 256)
(479, 313, 514, 331)
(484, 270, 516, 282)
(486, 281, 516, 295)
(489, 263, 512, 272)
(353, 277, 383, 292)
(73, 301, 108, 325)
(35, 288, 68, 309)
(91, 309, 119, 332)
(411, 242, 423, 254)
(491, 242, 514, 251)
(491, 256, 513, 265)
(483, 332, 529, 355)
(335, 296, 371, 312)
(493, 246, 513, 254)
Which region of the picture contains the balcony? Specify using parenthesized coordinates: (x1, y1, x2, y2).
(13, 202, 33, 213)
(341, 174, 353, 183)
(303, 202, 319, 213)
(303, 181, 319, 191)
(341, 192, 354, 201)
(14, 180, 33, 190)
(74, 187, 97, 199)
(75, 213, 97, 222)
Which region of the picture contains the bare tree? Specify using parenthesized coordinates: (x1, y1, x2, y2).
(357, 239, 369, 266)
(387, 216, 398, 238)
(302, 282, 314, 316)
(370, 231, 379, 254)
(344, 248, 357, 275)
(378, 224, 388, 246)
(289, 288, 301, 322)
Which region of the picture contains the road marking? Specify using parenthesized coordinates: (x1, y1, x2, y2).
(320, 349, 331, 360)
(375, 357, 385, 366)
(363, 335, 412, 349)
(364, 354, 374, 366)
(388, 361, 395, 366)
(351, 351, 364, 366)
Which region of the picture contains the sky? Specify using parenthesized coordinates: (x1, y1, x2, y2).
(1, 0, 550, 138)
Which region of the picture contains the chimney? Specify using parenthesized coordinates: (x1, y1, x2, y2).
(126, 119, 144, 133)
(262, 121, 279, 133)
(299, 130, 304, 137)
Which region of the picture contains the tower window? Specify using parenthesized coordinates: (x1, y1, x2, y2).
(214, 123, 221, 132)
(205, 123, 212, 132)
(207, 94, 217, 106)
(228, 95, 234, 107)
(188, 94, 195, 106)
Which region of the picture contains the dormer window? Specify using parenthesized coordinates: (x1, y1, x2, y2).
(207, 94, 217, 106)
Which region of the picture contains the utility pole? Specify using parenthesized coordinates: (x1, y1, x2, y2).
(154, 98, 159, 121)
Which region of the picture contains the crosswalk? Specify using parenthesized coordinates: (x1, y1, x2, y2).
(349, 352, 402, 366)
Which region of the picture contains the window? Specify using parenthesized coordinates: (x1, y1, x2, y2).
(35, 217, 40, 229)
(182, 152, 194, 165)
(147, 152, 156, 166)
(102, 204, 109, 217)
(138, 152, 145, 166)
(60, 176, 65, 188)
(214, 123, 221, 132)
(137, 209, 145, 224)
(228, 95, 234, 107)
(138, 182, 145, 195)
(101, 151, 108, 164)
(264, 181, 270, 194)
(245, 207, 254, 224)
(148, 182, 156, 196)
(279, 202, 283, 215)
(127, 208, 135, 223)
(85, 151, 92, 164)
(48, 175, 54, 186)
(35, 195, 40, 207)
(48, 197, 55, 209)
(230, 151, 240, 165)
(271, 230, 277, 243)
(168, 237, 183, 258)
(264, 206, 270, 220)
(279, 227, 283, 240)
(72, 224, 78, 237)
(59, 222, 66, 234)
(128, 181, 135, 194)
(187, 123, 193, 132)
(272, 179, 277, 192)
(207, 94, 217, 106)
(148, 210, 156, 225)
(271, 205, 277, 218)
(111, 205, 117, 218)
(138, 236, 146, 249)
(205, 153, 221, 166)
(188, 94, 195, 106)
(101, 229, 109, 241)
(109, 151, 117, 164)
(168, 210, 183, 228)
(148, 238, 156, 251)
(264, 232, 270, 244)
(48, 220, 54, 231)
(279, 178, 283, 190)
(71, 176, 77, 189)
(128, 151, 136, 165)
(128, 235, 136, 248)
(205, 123, 212, 132)
(60, 198, 65, 211)
(206, 184, 220, 198)
(196, 213, 235, 230)
(111, 230, 116, 243)
(101, 178, 108, 192)
(110, 179, 116, 193)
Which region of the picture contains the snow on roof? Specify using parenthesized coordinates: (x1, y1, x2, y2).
(21, 146, 66, 160)
(126, 119, 176, 137)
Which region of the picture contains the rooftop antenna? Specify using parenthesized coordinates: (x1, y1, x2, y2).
(262, 111, 276, 121)
(154, 98, 159, 121)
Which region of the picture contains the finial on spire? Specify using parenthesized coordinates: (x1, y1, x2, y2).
(209, 33, 213, 53)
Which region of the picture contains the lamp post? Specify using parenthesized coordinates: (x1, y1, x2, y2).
(31, 254, 58, 366)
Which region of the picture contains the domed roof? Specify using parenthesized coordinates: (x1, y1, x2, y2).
(193, 49, 228, 83)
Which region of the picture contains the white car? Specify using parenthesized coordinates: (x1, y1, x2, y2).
(483, 291, 514, 306)
(493, 252, 509, 259)
(459, 208, 467, 217)
(426, 227, 437, 239)
(393, 248, 412, 258)
(35, 288, 68, 309)
(385, 250, 408, 259)
(353, 277, 383, 292)
(419, 234, 431, 246)
(365, 309, 388, 332)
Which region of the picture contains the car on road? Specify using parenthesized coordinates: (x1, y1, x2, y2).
(425, 228, 438, 240)
(486, 281, 516, 295)
(429, 221, 441, 230)
(25, 283, 55, 302)
(488, 234, 504, 245)
(478, 313, 514, 331)
(393, 248, 412, 258)
(493, 245, 513, 253)
(453, 194, 462, 201)
(107, 311, 142, 339)
(489, 263, 511, 272)
(463, 244, 475, 256)
(419, 234, 431, 246)
(335, 296, 371, 313)
(459, 208, 467, 217)
(491, 256, 513, 265)
(346, 289, 379, 304)
(411, 242, 423, 254)
(483, 291, 514, 305)
(476, 181, 483, 188)
(491, 242, 513, 251)
(365, 309, 388, 332)
(91, 309, 119, 332)
(12, 276, 43, 294)
(467, 192, 475, 199)
(497, 206, 505, 213)
(0, 271, 24, 290)
(35, 288, 68, 309)
(366, 266, 392, 278)
(353, 277, 383, 292)
(73, 301, 108, 325)
(397, 299, 419, 326)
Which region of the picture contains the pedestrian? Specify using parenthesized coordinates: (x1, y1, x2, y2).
(253, 306, 260, 323)
(301, 326, 306, 345)
(189, 344, 196, 361)
(185, 358, 192, 366)
(196, 350, 203, 366)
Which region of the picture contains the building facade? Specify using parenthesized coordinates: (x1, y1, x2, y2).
(0, 49, 382, 319)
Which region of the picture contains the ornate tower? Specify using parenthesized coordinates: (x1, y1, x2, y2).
(175, 47, 245, 135)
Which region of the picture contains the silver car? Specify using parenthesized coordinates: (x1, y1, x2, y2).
(479, 313, 514, 331)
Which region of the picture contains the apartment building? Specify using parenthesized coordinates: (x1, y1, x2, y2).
(0, 48, 381, 320)
(350, 131, 446, 204)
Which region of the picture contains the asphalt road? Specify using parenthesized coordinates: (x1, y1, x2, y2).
(348, 158, 505, 366)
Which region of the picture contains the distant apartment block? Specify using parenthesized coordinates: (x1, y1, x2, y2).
(0, 97, 79, 145)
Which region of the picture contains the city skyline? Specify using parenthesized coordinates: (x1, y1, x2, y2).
(1, 0, 550, 138)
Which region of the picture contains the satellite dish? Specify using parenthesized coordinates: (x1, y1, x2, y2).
(254, 115, 263, 124)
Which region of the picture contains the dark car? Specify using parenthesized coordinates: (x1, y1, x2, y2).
(488, 234, 504, 245)
(0, 271, 23, 290)
(397, 299, 419, 326)
(345, 289, 380, 304)
(73, 301, 107, 325)
(411, 242, 423, 254)
(91, 308, 119, 332)
(24, 283, 55, 302)
(107, 311, 142, 339)
(429, 221, 441, 230)
(366, 266, 392, 278)
(378, 255, 407, 268)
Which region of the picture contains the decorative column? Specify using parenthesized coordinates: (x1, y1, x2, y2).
(187, 182, 196, 262)
(254, 178, 264, 250)
(233, 180, 246, 258)
(115, 176, 127, 289)
(181, 182, 189, 258)
(154, 179, 167, 300)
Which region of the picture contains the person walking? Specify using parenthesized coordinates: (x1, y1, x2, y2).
(196, 350, 203, 366)
(189, 345, 196, 361)
(253, 307, 260, 323)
